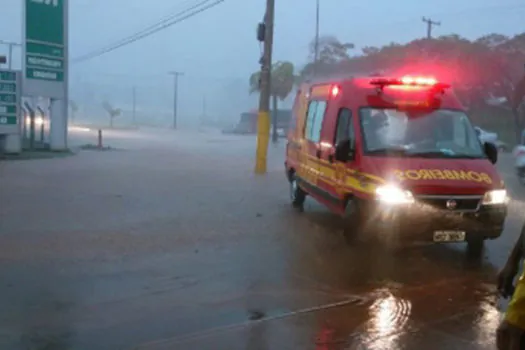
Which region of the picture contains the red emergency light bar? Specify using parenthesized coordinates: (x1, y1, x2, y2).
(370, 76, 451, 90)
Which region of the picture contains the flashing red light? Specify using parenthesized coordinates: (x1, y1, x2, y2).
(331, 85, 340, 97)
(400, 76, 437, 86)
(370, 76, 443, 88)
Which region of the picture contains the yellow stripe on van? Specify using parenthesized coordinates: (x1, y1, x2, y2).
(300, 152, 385, 195)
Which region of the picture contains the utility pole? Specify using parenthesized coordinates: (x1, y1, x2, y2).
(202, 95, 207, 120)
(254, 0, 275, 174)
(512, 66, 525, 144)
(132, 86, 136, 126)
(168, 71, 183, 129)
(422, 17, 440, 39)
(0, 40, 21, 69)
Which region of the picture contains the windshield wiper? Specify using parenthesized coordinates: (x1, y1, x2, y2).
(407, 151, 481, 159)
(367, 147, 410, 156)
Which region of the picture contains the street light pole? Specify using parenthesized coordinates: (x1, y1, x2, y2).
(254, 0, 275, 174)
(168, 71, 183, 129)
(132, 86, 136, 126)
(202, 95, 207, 120)
(314, 0, 320, 67)
(8, 43, 13, 69)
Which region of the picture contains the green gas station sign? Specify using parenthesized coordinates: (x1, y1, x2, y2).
(25, 0, 65, 82)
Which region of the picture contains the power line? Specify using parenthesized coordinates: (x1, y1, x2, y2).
(80, 0, 211, 56)
(72, 0, 220, 63)
(73, 0, 224, 64)
(136, 0, 211, 30)
(390, 4, 524, 29)
(295, 3, 525, 54)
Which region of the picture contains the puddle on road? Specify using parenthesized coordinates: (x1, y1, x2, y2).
(366, 291, 412, 339)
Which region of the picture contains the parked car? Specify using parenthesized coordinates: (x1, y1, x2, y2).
(495, 140, 510, 152)
(474, 126, 509, 152)
(474, 126, 497, 144)
(514, 145, 525, 185)
(221, 122, 254, 135)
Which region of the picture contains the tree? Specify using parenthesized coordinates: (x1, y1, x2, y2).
(300, 36, 354, 81)
(295, 31, 525, 142)
(314, 33, 525, 109)
(310, 35, 354, 64)
(475, 33, 509, 49)
(102, 101, 121, 128)
(69, 100, 78, 124)
(249, 61, 296, 142)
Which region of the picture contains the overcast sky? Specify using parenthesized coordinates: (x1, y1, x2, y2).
(0, 0, 524, 124)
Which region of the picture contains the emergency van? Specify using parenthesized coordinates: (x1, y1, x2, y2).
(285, 75, 508, 253)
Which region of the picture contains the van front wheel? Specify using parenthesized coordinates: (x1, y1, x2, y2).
(290, 175, 306, 211)
(466, 236, 484, 257)
(342, 198, 365, 243)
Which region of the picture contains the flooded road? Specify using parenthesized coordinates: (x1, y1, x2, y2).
(0, 128, 524, 349)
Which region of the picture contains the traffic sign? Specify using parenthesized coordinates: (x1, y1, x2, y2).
(23, 0, 68, 99)
(0, 105, 17, 114)
(0, 94, 15, 103)
(0, 116, 17, 125)
(0, 83, 16, 93)
(0, 71, 16, 81)
(0, 69, 20, 130)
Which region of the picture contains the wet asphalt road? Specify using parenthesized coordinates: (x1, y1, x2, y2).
(1, 127, 525, 350)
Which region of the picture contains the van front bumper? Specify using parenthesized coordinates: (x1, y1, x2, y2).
(362, 201, 507, 241)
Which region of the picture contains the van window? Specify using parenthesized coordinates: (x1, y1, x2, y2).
(304, 100, 327, 142)
(453, 115, 477, 149)
(304, 101, 317, 140)
(334, 108, 354, 145)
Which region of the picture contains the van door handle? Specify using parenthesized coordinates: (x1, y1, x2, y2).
(316, 149, 321, 158)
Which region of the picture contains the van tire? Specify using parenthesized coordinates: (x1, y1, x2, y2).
(342, 198, 365, 243)
(466, 236, 484, 257)
(290, 174, 306, 211)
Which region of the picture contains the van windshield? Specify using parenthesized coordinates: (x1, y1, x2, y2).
(359, 108, 485, 159)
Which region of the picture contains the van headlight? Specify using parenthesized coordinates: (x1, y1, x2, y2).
(482, 189, 508, 205)
(375, 185, 414, 204)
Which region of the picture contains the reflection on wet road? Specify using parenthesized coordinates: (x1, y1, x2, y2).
(0, 128, 523, 349)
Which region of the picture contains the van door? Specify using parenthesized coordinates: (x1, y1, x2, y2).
(297, 100, 327, 192)
(286, 90, 303, 167)
(320, 108, 356, 203)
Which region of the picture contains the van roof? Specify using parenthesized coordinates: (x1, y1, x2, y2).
(301, 71, 388, 86)
(299, 74, 464, 110)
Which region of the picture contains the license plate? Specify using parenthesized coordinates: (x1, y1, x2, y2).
(433, 230, 466, 242)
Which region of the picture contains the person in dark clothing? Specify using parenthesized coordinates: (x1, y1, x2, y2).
(497, 224, 525, 349)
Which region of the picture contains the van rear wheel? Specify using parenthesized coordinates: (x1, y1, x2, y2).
(290, 174, 306, 211)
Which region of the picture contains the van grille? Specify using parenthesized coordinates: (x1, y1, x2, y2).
(416, 196, 481, 211)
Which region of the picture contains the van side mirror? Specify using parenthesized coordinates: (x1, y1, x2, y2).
(335, 139, 354, 162)
(484, 142, 498, 164)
